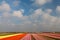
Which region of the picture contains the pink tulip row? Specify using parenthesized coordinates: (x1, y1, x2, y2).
(32, 34, 46, 40)
(21, 34, 32, 40)
(46, 34, 60, 39)
(39, 33, 60, 39)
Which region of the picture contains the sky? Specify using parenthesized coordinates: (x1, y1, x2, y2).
(0, 0, 60, 32)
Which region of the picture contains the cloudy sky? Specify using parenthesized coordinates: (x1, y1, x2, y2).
(0, 0, 60, 32)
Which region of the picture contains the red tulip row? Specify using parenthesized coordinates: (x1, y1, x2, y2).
(0, 33, 27, 40)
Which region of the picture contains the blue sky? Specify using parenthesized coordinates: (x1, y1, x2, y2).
(0, 0, 60, 32)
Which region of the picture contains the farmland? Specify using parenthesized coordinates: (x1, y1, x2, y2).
(0, 32, 60, 40)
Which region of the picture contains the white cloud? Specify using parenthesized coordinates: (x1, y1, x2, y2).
(0, 1, 11, 12)
(45, 9, 52, 14)
(35, 0, 46, 5)
(31, 9, 52, 20)
(13, 10, 23, 17)
(56, 6, 60, 13)
(36, 9, 57, 23)
(0, 1, 11, 18)
(35, 0, 52, 5)
(29, 8, 60, 32)
(0, 1, 24, 18)
(56, 6, 60, 17)
(34, 9, 43, 15)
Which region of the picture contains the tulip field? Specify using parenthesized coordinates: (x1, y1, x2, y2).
(0, 32, 60, 40)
